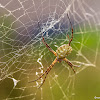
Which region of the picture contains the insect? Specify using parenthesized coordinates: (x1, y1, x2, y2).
(29, 14, 80, 88)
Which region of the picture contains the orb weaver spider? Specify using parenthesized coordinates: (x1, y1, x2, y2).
(29, 14, 80, 88)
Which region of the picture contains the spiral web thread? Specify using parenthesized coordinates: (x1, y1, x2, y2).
(0, 0, 100, 100)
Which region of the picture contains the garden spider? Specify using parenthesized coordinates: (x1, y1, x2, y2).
(29, 14, 80, 88)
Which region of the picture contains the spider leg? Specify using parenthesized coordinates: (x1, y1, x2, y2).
(29, 58, 58, 88)
(28, 72, 45, 83)
(38, 71, 48, 88)
(38, 57, 58, 88)
(42, 35, 57, 56)
(38, 21, 57, 56)
(67, 34, 70, 40)
(63, 58, 76, 73)
(67, 14, 73, 46)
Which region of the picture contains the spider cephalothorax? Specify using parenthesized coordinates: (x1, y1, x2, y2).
(29, 14, 80, 88)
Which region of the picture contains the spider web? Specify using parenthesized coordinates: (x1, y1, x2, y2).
(0, 0, 100, 100)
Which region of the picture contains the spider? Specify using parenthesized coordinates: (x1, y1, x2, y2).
(29, 14, 80, 88)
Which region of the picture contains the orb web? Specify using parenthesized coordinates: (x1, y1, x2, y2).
(0, 0, 100, 100)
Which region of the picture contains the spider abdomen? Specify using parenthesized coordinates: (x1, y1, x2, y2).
(56, 44, 72, 58)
